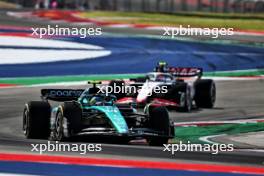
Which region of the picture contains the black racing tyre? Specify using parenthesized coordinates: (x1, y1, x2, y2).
(179, 85, 192, 112)
(108, 80, 126, 99)
(195, 79, 216, 108)
(167, 83, 192, 112)
(53, 101, 82, 141)
(23, 101, 51, 139)
(53, 109, 66, 141)
(147, 106, 170, 146)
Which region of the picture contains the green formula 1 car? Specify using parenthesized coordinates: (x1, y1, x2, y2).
(22, 87, 174, 146)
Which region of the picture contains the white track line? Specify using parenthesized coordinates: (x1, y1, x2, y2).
(199, 134, 226, 144)
(174, 119, 264, 127)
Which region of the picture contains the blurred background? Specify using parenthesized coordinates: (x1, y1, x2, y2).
(2, 0, 264, 13)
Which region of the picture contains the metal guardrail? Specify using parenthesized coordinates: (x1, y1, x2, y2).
(5, 0, 264, 13)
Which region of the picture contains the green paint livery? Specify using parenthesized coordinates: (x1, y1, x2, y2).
(84, 106, 129, 133)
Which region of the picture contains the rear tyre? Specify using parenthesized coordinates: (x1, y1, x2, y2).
(53, 102, 82, 141)
(195, 79, 216, 108)
(23, 101, 51, 139)
(147, 106, 170, 146)
(168, 83, 192, 112)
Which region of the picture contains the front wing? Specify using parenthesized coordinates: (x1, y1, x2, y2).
(76, 127, 174, 139)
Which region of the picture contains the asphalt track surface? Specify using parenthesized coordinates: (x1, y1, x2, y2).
(0, 80, 264, 166)
(0, 9, 264, 167)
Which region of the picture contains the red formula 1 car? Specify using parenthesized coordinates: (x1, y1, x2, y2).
(108, 66, 216, 112)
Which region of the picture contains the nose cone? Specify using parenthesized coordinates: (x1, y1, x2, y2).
(136, 82, 160, 103)
(136, 89, 150, 103)
(136, 96, 146, 103)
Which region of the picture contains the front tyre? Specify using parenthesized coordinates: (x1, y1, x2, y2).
(23, 101, 51, 139)
(168, 83, 192, 112)
(180, 85, 192, 112)
(52, 102, 82, 141)
(147, 106, 170, 146)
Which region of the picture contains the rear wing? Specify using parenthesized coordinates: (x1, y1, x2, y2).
(168, 67, 203, 78)
(41, 89, 84, 102)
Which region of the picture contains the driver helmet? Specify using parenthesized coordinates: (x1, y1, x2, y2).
(89, 96, 102, 106)
(155, 61, 168, 72)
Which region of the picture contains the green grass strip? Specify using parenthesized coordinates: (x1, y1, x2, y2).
(0, 69, 263, 86)
(172, 122, 264, 144)
(81, 11, 264, 31)
(0, 74, 142, 85)
(204, 69, 264, 77)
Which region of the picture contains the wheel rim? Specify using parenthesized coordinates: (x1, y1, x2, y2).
(211, 83, 216, 104)
(187, 98, 191, 111)
(55, 112, 63, 140)
(23, 108, 29, 136)
(186, 88, 191, 111)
